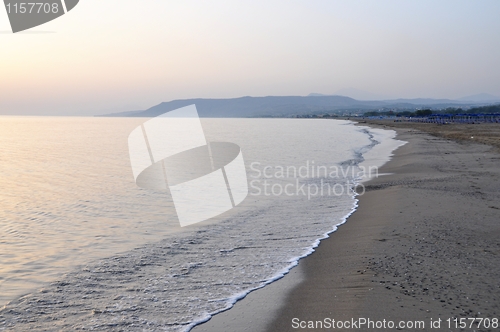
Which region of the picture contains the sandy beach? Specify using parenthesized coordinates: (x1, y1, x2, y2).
(3, 0, 500, 330)
(194, 121, 500, 331)
(1, 120, 498, 331)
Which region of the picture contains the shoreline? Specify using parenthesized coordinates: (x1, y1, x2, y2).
(1, 121, 498, 331)
(193, 122, 500, 331)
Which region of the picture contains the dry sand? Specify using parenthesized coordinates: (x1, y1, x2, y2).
(359, 120, 500, 153)
(195, 122, 500, 331)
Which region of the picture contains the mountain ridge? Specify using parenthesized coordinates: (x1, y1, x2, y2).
(98, 95, 497, 118)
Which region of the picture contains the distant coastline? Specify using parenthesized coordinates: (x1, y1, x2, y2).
(95, 95, 498, 118)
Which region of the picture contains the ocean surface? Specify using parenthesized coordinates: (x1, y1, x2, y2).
(0, 117, 404, 331)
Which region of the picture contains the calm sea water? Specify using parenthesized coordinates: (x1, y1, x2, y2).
(0, 117, 403, 330)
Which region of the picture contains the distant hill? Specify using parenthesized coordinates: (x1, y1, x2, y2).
(383, 98, 462, 105)
(458, 93, 500, 103)
(98, 96, 391, 118)
(98, 95, 482, 118)
(467, 104, 500, 114)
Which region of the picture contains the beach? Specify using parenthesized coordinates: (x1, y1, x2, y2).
(3, 0, 500, 330)
(194, 121, 500, 331)
(0, 118, 390, 331)
(0, 119, 498, 331)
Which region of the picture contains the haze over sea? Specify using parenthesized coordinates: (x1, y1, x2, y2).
(0, 116, 404, 330)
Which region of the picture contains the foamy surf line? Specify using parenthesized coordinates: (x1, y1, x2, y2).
(0, 197, 357, 331)
(185, 200, 359, 332)
(0, 123, 405, 331)
(186, 125, 406, 331)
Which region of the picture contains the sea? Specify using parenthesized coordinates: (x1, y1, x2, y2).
(0, 116, 405, 331)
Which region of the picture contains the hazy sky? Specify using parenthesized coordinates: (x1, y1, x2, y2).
(1, 0, 500, 115)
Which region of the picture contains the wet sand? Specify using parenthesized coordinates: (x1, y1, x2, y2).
(194, 122, 500, 331)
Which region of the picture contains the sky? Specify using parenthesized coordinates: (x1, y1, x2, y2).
(1, 0, 500, 115)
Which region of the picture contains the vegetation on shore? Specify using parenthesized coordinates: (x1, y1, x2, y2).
(363, 104, 500, 117)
